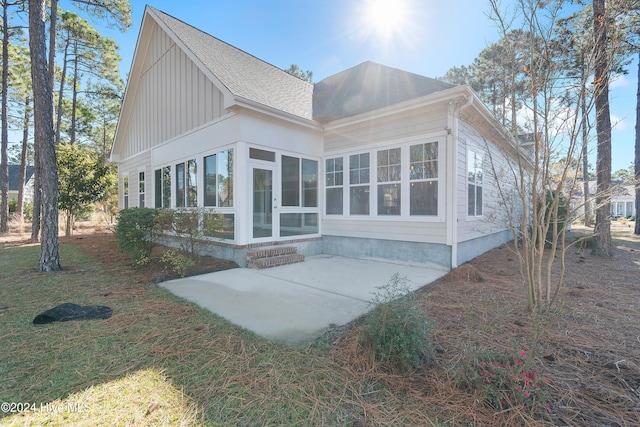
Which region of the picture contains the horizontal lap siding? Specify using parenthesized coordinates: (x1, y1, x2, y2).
(121, 24, 224, 160)
(456, 119, 516, 243)
(322, 219, 447, 244)
(323, 109, 449, 245)
(118, 153, 151, 209)
(325, 109, 448, 152)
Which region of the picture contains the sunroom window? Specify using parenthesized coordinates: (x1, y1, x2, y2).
(175, 159, 197, 208)
(349, 153, 370, 215)
(154, 166, 171, 208)
(409, 142, 438, 216)
(325, 157, 343, 215)
(377, 148, 401, 215)
(282, 155, 318, 207)
(204, 149, 234, 207)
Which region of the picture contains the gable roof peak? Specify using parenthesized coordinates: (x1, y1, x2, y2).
(146, 6, 314, 120)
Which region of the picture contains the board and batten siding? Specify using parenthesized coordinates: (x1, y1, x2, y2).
(120, 22, 225, 160)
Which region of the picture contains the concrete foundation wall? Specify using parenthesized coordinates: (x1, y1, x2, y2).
(457, 229, 513, 266)
(321, 235, 452, 269)
(157, 235, 323, 268)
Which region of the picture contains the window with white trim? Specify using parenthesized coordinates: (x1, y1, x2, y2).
(349, 153, 370, 215)
(176, 159, 197, 208)
(377, 148, 401, 215)
(468, 150, 483, 217)
(409, 142, 438, 216)
(138, 171, 145, 207)
(282, 155, 318, 208)
(154, 166, 171, 208)
(123, 175, 129, 209)
(325, 157, 343, 215)
(204, 149, 234, 207)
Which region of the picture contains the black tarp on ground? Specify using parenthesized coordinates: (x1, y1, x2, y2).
(33, 303, 113, 324)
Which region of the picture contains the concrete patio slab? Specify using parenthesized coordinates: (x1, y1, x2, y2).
(160, 255, 447, 344)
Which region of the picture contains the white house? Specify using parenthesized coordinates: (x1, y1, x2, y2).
(111, 6, 525, 269)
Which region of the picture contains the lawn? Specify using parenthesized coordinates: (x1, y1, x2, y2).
(1, 228, 639, 426)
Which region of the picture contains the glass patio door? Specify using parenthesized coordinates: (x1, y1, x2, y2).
(252, 167, 274, 239)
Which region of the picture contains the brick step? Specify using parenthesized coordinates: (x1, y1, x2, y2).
(248, 254, 305, 269)
(246, 246, 305, 269)
(246, 246, 297, 260)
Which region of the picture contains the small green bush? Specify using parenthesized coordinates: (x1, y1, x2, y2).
(160, 248, 195, 278)
(115, 208, 159, 263)
(360, 273, 433, 371)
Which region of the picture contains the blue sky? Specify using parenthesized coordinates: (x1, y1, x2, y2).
(79, 0, 638, 172)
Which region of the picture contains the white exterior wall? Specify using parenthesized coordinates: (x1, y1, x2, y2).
(456, 118, 515, 244)
(322, 107, 451, 245)
(116, 22, 225, 162)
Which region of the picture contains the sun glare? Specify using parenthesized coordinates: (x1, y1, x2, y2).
(364, 0, 409, 39)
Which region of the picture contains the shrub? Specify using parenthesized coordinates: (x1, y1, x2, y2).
(454, 349, 551, 416)
(115, 208, 159, 263)
(360, 273, 433, 371)
(160, 248, 195, 278)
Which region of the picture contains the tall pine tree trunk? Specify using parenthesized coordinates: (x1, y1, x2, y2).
(29, 0, 60, 271)
(634, 51, 640, 235)
(17, 97, 31, 222)
(1, 3, 9, 234)
(580, 54, 592, 227)
(591, 0, 612, 256)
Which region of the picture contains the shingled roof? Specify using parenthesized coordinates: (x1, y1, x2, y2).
(149, 7, 314, 120)
(148, 8, 457, 125)
(313, 61, 455, 123)
(1, 165, 35, 191)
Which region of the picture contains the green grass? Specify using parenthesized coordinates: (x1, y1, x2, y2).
(571, 223, 640, 250)
(0, 240, 425, 426)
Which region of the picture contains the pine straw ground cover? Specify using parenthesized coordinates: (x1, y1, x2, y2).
(0, 225, 639, 426)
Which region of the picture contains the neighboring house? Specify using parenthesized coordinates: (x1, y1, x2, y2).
(1, 165, 35, 204)
(111, 6, 525, 269)
(574, 180, 637, 219)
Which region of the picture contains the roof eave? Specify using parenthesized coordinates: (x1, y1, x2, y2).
(322, 85, 470, 131)
(231, 96, 321, 131)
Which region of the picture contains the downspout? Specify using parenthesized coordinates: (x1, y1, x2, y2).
(449, 93, 474, 268)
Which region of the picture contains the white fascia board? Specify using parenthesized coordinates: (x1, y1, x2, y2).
(322, 86, 470, 132)
(231, 96, 322, 131)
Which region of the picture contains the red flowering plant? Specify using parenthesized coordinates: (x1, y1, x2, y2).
(454, 349, 551, 416)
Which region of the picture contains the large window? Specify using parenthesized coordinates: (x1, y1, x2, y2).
(154, 166, 171, 208)
(218, 149, 233, 207)
(282, 155, 318, 208)
(282, 156, 300, 206)
(176, 163, 185, 207)
(468, 150, 483, 217)
(176, 159, 197, 208)
(138, 171, 145, 207)
(409, 142, 438, 216)
(377, 148, 401, 215)
(349, 153, 370, 215)
(325, 157, 343, 215)
(204, 149, 234, 207)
